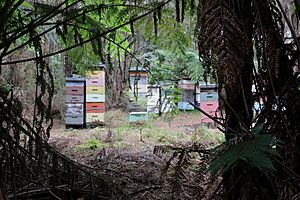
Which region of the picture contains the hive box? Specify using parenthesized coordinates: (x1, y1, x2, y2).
(86, 94, 105, 102)
(86, 70, 105, 78)
(86, 113, 104, 123)
(65, 116, 84, 125)
(65, 104, 84, 116)
(178, 102, 194, 110)
(129, 112, 148, 122)
(65, 95, 84, 103)
(66, 86, 84, 95)
(129, 72, 147, 77)
(200, 101, 218, 111)
(200, 92, 218, 102)
(86, 102, 105, 113)
(183, 90, 194, 102)
(200, 101, 219, 123)
(86, 79, 104, 87)
(179, 84, 195, 90)
(86, 86, 105, 94)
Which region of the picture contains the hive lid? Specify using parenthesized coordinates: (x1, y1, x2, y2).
(129, 67, 148, 72)
(65, 77, 86, 82)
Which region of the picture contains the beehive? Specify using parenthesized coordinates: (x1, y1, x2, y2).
(129, 112, 148, 122)
(65, 77, 85, 128)
(147, 86, 160, 114)
(85, 65, 106, 125)
(199, 84, 219, 124)
(129, 68, 148, 94)
(178, 79, 195, 111)
(129, 67, 148, 120)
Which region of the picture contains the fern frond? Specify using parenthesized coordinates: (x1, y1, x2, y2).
(209, 134, 278, 174)
(185, 51, 204, 82)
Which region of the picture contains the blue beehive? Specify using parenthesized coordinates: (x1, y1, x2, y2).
(178, 102, 194, 110)
(129, 112, 148, 122)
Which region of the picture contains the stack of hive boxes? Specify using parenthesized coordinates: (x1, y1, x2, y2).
(147, 86, 160, 114)
(178, 79, 195, 110)
(129, 67, 148, 122)
(199, 84, 219, 124)
(148, 85, 174, 114)
(85, 66, 106, 125)
(65, 78, 85, 128)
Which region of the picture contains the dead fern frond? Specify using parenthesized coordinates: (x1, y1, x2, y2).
(197, 0, 249, 92)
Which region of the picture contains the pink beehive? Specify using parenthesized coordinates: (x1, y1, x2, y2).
(199, 84, 219, 124)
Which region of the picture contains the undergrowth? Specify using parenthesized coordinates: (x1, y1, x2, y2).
(77, 138, 107, 150)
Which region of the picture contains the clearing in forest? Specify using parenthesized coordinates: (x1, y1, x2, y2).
(49, 110, 224, 199)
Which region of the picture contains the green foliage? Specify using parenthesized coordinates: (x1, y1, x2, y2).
(0, 84, 13, 93)
(77, 138, 106, 150)
(144, 129, 185, 144)
(51, 55, 65, 119)
(143, 46, 204, 86)
(67, 44, 100, 76)
(185, 51, 204, 82)
(209, 134, 278, 174)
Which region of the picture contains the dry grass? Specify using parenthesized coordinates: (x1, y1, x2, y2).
(49, 110, 225, 199)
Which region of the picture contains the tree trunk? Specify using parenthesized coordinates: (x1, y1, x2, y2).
(106, 58, 128, 110)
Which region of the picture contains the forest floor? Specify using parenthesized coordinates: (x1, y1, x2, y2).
(49, 110, 224, 199)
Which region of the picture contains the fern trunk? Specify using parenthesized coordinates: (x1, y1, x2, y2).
(197, 0, 300, 199)
(223, 163, 277, 200)
(223, 0, 300, 198)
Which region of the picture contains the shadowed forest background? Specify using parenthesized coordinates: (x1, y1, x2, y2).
(1, 0, 300, 199)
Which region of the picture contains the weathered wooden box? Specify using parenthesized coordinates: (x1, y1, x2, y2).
(66, 95, 84, 103)
(65, 104, 84, 116)
(66, 116, 84, 125)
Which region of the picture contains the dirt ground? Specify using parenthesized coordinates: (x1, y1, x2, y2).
(49, 110, 224, 199)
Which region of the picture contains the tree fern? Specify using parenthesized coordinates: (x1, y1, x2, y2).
(209, 134, 278, 174)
